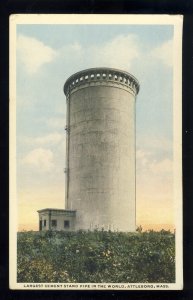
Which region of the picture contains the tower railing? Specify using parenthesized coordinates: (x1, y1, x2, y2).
(64, 67, 140, 96)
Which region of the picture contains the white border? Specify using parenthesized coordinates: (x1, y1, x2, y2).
(9, 14, 183, 290)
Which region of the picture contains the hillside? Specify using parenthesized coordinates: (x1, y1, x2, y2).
(17, 230, 175, 283)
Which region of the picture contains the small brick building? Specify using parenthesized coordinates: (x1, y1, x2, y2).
(37, 208, 76, 231)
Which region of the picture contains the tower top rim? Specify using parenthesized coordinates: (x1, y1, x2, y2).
(63, 67, 140, 96)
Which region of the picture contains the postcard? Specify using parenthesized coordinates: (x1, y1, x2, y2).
(9, 14, 183, 290)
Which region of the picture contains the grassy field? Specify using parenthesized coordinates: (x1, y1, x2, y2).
(17, 230, 175, 283)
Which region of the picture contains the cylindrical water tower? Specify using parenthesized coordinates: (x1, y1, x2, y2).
(64, 68, 139, 232)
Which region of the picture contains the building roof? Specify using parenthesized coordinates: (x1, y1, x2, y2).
(37, 208, 76, 213)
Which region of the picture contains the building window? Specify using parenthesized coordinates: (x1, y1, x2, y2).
(39, 220, 42, 231)
(64, 220, 70, 228)
(51, 220, 57, 227)
(44, 220, 46, 227)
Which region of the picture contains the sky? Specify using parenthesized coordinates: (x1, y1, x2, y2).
(16, 24, 174, 231)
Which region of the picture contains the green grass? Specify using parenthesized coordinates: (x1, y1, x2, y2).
(17, 230, 175, 283)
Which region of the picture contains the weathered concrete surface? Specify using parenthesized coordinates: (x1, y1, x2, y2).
(64, 68, 139, 232)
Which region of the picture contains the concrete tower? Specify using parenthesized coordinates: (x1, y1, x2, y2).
(63, 68, 139, 232)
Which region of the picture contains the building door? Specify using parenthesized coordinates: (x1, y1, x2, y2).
(39, 220, 42, 231)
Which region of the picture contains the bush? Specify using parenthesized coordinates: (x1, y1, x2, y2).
(17, 230, 175, 283)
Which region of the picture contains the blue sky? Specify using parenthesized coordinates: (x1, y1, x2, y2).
(16, 24, 174, 230)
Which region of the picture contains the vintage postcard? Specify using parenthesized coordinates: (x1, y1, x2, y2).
(9, 14, 183, 290)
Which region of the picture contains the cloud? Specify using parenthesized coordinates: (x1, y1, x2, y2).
(34, 133, 63, 145)
(16, 33, 171, 80)
(60, 42, 83, 58)
(136, 135, 172, 154)
(89, 34, 140, 70)
(57, 34, 140, 72)
(136, 149, 150, 167)
(136, 148, 173, 177)
(151, 40, 173, 67)
(17, 34, 57, 74)
(23, 132, 63, 146)
(46, 117, 65, 129)
(150, 158, 173, 174)
(52, 34, 140, 74)
(22, 148, 54, 171)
